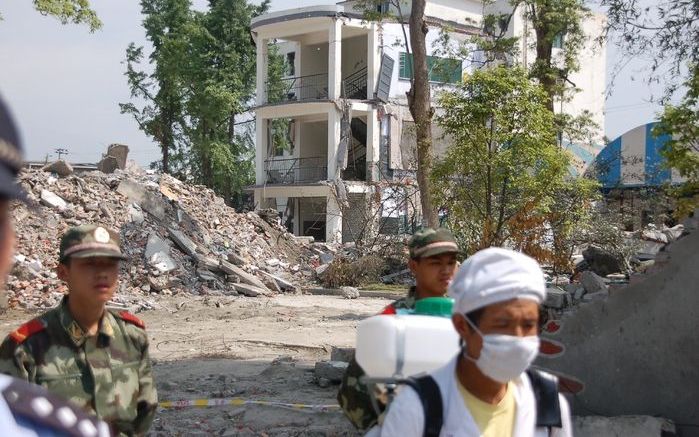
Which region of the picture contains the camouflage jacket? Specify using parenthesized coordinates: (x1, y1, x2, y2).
(0, 297, 157, 436)
(337, 288, 417, 432)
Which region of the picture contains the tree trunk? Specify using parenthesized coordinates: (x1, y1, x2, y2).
(408, 0, 439, 228)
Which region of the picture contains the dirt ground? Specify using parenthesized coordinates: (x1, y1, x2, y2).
(0, 293, 394, 436)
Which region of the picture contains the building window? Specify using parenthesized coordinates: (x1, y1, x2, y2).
(398, 52, 462, 84)
(286, 52, 296, 76)
(376, 1, 389, 13)
(552, 33, 565, 49)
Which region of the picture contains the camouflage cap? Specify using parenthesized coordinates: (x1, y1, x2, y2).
(59, 224, 127, 263)
(408, 228, 459, 259)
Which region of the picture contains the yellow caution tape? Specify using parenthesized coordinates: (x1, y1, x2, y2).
(159, 397, 341, 412)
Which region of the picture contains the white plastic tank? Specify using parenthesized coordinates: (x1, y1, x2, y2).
(355, 298, 460, 378)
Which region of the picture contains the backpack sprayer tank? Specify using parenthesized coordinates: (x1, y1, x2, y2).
(356, 297, 460, 378)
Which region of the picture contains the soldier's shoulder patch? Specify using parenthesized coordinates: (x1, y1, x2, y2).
(117, 311, 146, 329)
(9, 319, 47, 344)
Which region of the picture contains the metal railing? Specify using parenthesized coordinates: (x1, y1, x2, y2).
(264, 156, 327, 184)
(342, 67, 368, 100)
(266, 74, 328, 104)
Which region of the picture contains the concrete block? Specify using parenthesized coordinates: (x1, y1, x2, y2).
(544, 287, 567, 309)
(580, 271, 608, 295)
(340, 286, 360, 299)
(98, 156, 120, 174)
(573, 415, 675, 437)
(42, 160, 73, 177)
(583, 246, 623, 276)
(314, 361, 348, 383)
(330, 347, 355, 363)
(40, 190, 68, 211)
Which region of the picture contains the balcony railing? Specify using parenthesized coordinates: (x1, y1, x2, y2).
(266, 74, 328, 104)
(264, 68, 369, 104)
(265, 156, 327, 184)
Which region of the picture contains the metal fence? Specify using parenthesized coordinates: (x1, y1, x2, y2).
(264, 156, 327, 184)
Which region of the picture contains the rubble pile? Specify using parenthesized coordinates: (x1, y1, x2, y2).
(542, 221, 692, 315)
(7, 167, 320, 311)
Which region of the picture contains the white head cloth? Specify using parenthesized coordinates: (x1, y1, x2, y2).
(448, 247, 546, 315)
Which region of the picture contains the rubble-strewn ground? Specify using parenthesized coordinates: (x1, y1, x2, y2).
(0, 294, 391, 436)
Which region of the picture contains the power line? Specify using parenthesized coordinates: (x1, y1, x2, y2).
(54, 148, 69, 160)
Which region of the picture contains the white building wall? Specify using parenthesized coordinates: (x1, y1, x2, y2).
(424, 0, 483, 26)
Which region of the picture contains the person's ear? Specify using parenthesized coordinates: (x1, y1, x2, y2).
(408, 258, 419, 274)
(57, 263, 69, 282)
(452, 313, 470, 338)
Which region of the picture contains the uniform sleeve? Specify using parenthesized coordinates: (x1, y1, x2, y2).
(380, 386, 424, 437)
(551, 394, 573, 437)
(133, 334, 157, 436)
(0, 337, 36, 382)
(337, 357, 382, 432)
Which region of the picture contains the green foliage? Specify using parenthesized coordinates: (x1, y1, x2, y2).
(655, 66, 699, 217)
(29, 0, 101, 31)
(122, 0, 273, 204)
(602, 0, 699, 98)
(433, 67, 570, 259)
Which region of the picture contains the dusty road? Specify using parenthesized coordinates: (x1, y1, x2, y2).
(1, 293, 394, 436)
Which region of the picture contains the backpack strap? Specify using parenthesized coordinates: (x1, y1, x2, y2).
(526, 369, 562, 429)
(406, 375, 443, 437)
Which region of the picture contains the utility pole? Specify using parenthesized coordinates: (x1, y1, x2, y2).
(54, 148, 68, 161)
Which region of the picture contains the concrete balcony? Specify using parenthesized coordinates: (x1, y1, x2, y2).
(264, 156, 327, 184)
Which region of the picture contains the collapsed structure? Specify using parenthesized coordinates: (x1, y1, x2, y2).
(4, 165, 323, 312)
(249, 0, 606, 243)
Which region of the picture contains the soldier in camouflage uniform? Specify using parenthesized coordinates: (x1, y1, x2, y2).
(0, 224, 158, 436)
(337, 228, 460, 433)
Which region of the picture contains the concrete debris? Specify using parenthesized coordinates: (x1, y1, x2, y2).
(97, 156, 120, 174)
(232, 283, 271, 297)
(544, 286, 568, 309)
(340, 286, 360, 299)
(42, 160, 73, 177)
(330, 347, 355, 363)
(40, 190, 68, 211)
(6, 167, 317, 310)
(580, 271, 608, 295)
(314, 361, 348, 384)
(581, 245, 623, 277)
(573, 416, 675, 437)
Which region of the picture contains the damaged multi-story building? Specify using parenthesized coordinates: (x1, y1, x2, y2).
(249, 0, 607, 243)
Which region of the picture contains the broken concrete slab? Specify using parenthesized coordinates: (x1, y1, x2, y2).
(42, 160, 73, 177)
(168, 228, 198, 257)
(127, 204, 144, 224)
(580, 271, 608, 295)
(106, 144, 129, 169)
(226, 252, 247, 267)
(98, 156, 120, 174)
(145, 234, 178, 273)
(573, 416, 675, 437)
(257, 270, 298, 293)
(117, 179, 168, 221)
(195, 254, 220, 272)
(314, 361, 348, 383)
(219, 260, 270, 292)
(232, 283, 271, 297)
(40, 190, 68, 211)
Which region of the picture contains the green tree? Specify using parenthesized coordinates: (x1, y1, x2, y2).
(433, 67, 570, 259)
(352, 0, 439, 228)
(655, 67, 699, 217)
(3, 0, 102, 31)
(121, 0, 191, 175)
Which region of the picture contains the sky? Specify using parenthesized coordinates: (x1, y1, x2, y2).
(0, 0, 667, 166)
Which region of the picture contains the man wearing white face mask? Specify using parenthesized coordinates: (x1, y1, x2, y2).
(381, 247, 572, 437)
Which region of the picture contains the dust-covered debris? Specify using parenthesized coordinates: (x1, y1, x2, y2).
(7, 166, 321, 310)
